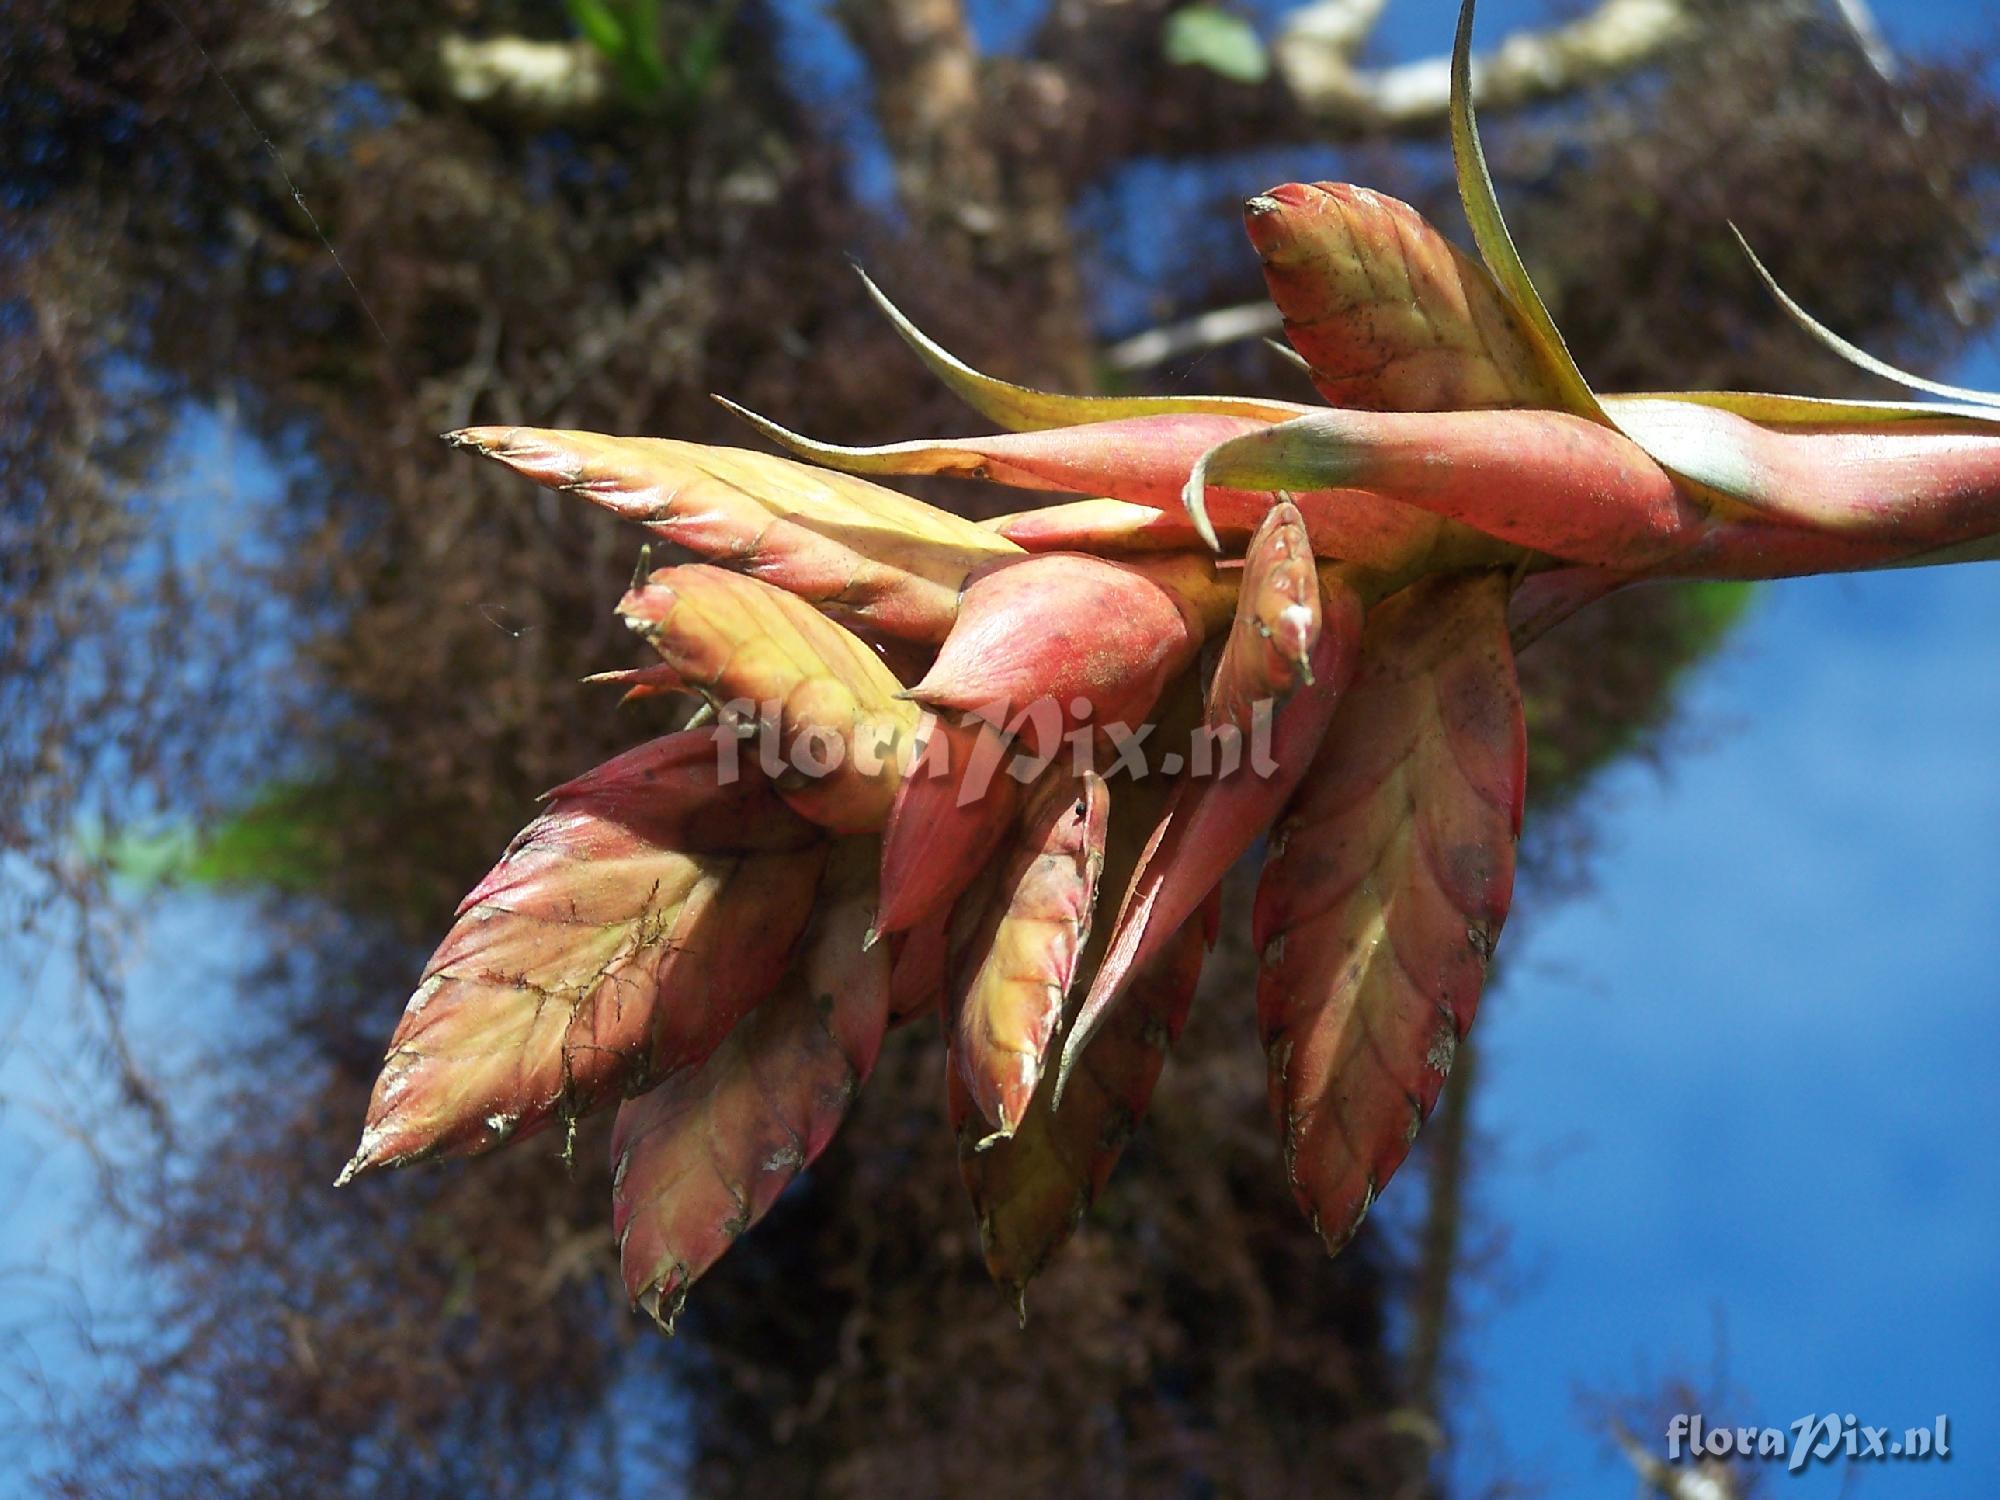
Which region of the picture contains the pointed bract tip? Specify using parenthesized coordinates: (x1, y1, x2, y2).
(711, 394, 837, 460)
(848, 262, 904, 316)
(1263, 337, 1311, 374)
(1730, 221, 2000, 410)
(972, 1122, 1014, 1152)
(617, 578, 677, 630)
(1049, 1051, 1075, 1113)
(861, 923, 882, 951)
(442, 426, 510, 453)
(637, 1291, 677, 1337)
(848, 264, 977, 387)
(1275, 601, 1318, 673)
(1180, 461, 1224, 554)
(634, 1271, 692, 1336)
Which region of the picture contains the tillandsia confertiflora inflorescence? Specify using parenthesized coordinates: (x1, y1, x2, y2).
(342, 0, 2000, 1327)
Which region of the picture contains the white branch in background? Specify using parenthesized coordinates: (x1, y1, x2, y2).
(1106, 302, 1282, 372)
(1612, 1423, 1744, 1500)
(1830, 0, 1898, 81)
(433, 34, 612, 118)
(1280, 0, 1394, 59)
(1275, 0, 1696, 129)
(1116, 0, 1702, 368)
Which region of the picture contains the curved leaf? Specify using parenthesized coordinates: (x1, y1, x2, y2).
(856, 265, 1309, 432)
(728, 400, 1450, 569)
(722, 397, 1269, 501)
(1447, 0, 1606, 422)
(1185, 405, 1703, 566)
(1253, 570, 1523, 1253)
(1610, 397, 2000, 549)
(1612, 390, 2000, 430)
(1730, 226, 2000, 411)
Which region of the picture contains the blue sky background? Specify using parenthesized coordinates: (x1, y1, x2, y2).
(4, 2, 1999, 1496)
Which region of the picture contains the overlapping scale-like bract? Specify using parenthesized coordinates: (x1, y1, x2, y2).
(1208, 500, 1323, 729)
(1253, 572, 1524, 1252)
(342, 732, 825, 1181)
(875, 710, 1020, 940)
(909, 552, 1215, 757)
(611, 839, 889, 1327)
(450, 427, 1016, 641)
(947, 766, 1109, 1140)
(952, 916, 1204, 1300)
(1245, 181, 1569, 413)
(348, 0, 2000, 1335)
(953, 707, 1208, 1297)
(1062, 567, 1364, 1082)
(620, 564, 921, 832)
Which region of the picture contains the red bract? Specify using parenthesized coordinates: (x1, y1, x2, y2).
(344, 0, 2000, 1327)
(908, 552, 1217, 756)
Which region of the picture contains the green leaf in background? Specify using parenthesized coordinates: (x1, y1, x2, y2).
(1523, 580, 1758, 804)
(1680, 579, 1756, 651)
(1163, 6, 1269, 86)
(567, 0, 671, 102)
(566, 0, 629, 59)
(567, 0, 733, 119)
(95, 779, 370, 896)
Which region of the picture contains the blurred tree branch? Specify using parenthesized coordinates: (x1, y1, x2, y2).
(429, 34, 613, 119)
(1276, 0, 1695, 129)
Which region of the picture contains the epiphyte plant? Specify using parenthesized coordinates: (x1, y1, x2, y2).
(342, 0, 2000, 1327)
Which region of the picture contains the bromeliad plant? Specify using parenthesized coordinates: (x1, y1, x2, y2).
(343, 0, 2000, 1325)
